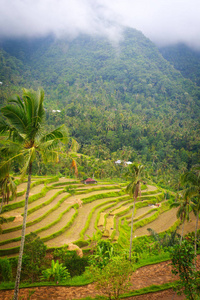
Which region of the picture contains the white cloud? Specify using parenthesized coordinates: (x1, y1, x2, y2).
(0, 0, 200, 48)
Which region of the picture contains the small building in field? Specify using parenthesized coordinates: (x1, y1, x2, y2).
(81, 178, 97, 184)
(115, 160, 122, 164)
(114, 160, 132, 166)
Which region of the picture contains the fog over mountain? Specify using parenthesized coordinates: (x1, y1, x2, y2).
(0, 0, 200, 49)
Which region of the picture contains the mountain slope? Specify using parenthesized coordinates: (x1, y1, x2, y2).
(159, 43, 200, 86)
(0, 28, 199, 188)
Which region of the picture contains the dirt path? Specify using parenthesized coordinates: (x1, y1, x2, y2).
(2, 257, 199, 300)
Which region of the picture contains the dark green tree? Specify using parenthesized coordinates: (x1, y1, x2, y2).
(89, 256, 132, 300)
(22, 232, 47, 282)
(171, 240, 200, 300)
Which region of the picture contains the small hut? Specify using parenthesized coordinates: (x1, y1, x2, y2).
(81, 178, 97, 184)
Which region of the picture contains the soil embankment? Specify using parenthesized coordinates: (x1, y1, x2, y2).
(1, 256, 199, 300)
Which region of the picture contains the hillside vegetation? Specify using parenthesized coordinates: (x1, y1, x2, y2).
(0, 28, 200, 189)
(160, 43, 200, 86)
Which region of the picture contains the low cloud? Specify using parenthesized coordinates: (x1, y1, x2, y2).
(0, 0, 199, 49)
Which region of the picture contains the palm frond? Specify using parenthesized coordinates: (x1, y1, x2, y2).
(22, 89, 45, 140)
(20, 147, 36, 178)
(181, 171, 198, 186)
(8, 94, 25, 110)
(0, 161, 11, 180)
(40, 125, 68, 148)
(0, 119, 10, 133)
(0, 152, 24, 179)
(184, 186, 199, 199)
(0, 138, 23, 161)
(70, 138, 79, 152)
(1, 104, 27, 135)
(36, 89, 45, 124)
(126, 181, 137, 196)
(40, 149, 60, 164)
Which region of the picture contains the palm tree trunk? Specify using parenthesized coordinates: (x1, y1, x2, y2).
(129, 198, 136, 261)
(13, 162, 32, 300)
(194, 212, 199, 269)
(6, 190, 9, 205)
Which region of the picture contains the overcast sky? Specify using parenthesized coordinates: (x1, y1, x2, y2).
(0, 0, 200, 49)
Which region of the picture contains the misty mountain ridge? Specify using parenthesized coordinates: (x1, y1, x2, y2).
(0, 28, 199, 109)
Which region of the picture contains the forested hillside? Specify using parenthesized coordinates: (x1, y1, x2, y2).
(0, 28, 199, 189)
(160, 43, 200, 86)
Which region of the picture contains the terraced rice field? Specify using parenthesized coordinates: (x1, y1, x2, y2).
(0, 176, 187, 256)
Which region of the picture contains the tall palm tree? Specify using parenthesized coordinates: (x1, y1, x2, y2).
(170, 193, 191, 244)
(0, 88, 68, 300)
(181, 165, 200, 260)
(125, 163, 145, 261)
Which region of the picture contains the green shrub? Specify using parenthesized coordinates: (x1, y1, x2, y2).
(171, 240, 200, 299)
(74, 240, 89, 248)
(0, 217, 7, 225)
(89, 240, 115, 269)
(0, 246, 19, 256)
(22, 232, 47, 283)
(0, 258, 12, 282)
(53, 249, 89, 277)
(89, 256, 132, 300)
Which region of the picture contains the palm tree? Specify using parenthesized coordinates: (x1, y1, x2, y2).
(0, 171, 17, 213)
(170, 193, 191, 244)
(0, 88, 68, 300)
(0, 136, 17, 213)
(191, 197, 200, 265)
(125, 163, 145, 261)
(181, 165, 200, 259)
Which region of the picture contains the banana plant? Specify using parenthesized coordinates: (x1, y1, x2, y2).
(41, 260, 70, 283)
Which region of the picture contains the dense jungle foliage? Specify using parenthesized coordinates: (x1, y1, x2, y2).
(160, 43, 200, 87)
(0, 28, 199, 189)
